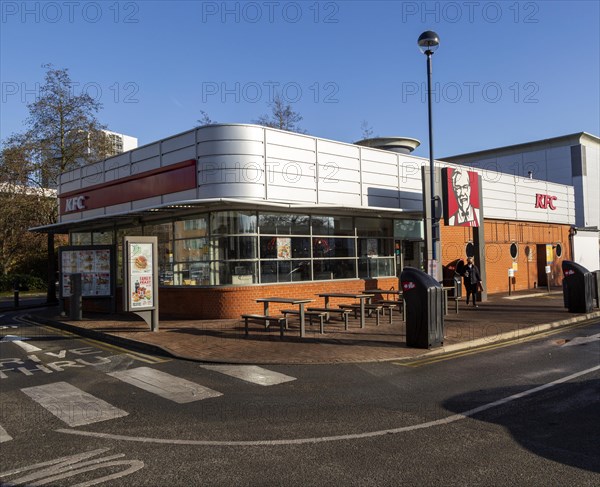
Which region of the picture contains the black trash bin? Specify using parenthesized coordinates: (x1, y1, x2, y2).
(593, 270, 600, 308)
(562, 261, 594, 313)
(401, 267, 444, 348)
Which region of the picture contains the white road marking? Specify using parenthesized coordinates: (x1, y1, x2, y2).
(21, 382, 128, 427)
(200, 365, 296, 386)
(0, 335, 42, 353)
(0, 448, 144, 486)
(0, 424, 12, 443)
(562, 333, 600, 347)
(57, 365, 600, 446)
(107, 367, 222, 403)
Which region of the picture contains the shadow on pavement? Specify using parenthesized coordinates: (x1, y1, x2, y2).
(443, 378, 600, 473)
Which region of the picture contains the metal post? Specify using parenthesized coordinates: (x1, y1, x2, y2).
(13, 281, 19, 308)
(70, 273, 82, 320)
(426, 51, 437, 261)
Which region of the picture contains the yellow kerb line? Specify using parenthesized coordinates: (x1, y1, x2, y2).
(34, 323, 169, 364)
(395, 320, 595, 367)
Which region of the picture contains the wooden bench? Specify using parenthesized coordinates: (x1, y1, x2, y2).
(373, 300, 401, 324)
(307, 307, 351, 330)
(338, 303, 384, 326)
(241, 314, 286, 337)
(280, 309, 328, 334)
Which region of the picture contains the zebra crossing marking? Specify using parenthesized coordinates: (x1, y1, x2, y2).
(108, 367, 222, 403)
(21, 382, 128, 427)
(200, 365, 296, 386)
(0, 424, 12, 443)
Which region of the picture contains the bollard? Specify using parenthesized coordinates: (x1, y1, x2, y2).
(13, 287, 19, 308)
(69, 273, 82, 320)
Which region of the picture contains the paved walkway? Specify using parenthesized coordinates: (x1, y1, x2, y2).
(27, 290, 600, 365)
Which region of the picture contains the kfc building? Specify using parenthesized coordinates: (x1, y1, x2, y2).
(35, 124, 576, 319)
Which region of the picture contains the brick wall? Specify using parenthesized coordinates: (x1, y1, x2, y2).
(441, 219, 571, 294)
(77, 277, 399, 319)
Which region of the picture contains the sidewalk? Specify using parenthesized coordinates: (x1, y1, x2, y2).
(28, 290, 600, 365)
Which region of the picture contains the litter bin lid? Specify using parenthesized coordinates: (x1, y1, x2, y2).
(401, 266, 442, 290)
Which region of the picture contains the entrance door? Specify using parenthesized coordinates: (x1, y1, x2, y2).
(536, 244, 549, 286)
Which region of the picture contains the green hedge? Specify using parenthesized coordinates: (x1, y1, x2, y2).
(0, 274, 47, 292)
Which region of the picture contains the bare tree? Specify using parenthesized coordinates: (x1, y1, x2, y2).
(360, 120, 374, 139)
(197, 110, 216, 127)
(255, 92, 306, 133)
(2, 64, 109, 190)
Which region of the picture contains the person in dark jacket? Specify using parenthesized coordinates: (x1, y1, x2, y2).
(463, 257, 482, 307)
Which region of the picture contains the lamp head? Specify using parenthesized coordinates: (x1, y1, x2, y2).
(418, 31, 440, 55)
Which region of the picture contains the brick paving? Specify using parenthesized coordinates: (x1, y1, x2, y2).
(29, 290, 600, 364)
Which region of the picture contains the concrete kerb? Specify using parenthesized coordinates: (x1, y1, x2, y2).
(409, 310, 600, 360)
(24, 310, 600, 365)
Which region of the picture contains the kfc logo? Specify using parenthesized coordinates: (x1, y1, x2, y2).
(535, 194, 557, 210)
(65, 195, 87, 213)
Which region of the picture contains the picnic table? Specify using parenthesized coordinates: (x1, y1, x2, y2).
(317, 292, 374, 329)
(256, 297, 314, 337)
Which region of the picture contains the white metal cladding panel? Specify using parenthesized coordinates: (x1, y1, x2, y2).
(360, 147, 398, 165)
(80, 163, 105, 188)
(361, 160, 399, 180)
(197, 155, 265, 186)
(132, 196, 162, 210)
(319, 153, 361, 173)
(399, 161, 425, 188)
(267, 160, 317, 187)
(197, 124, 265, 143)
(265, 144, 316, 164)
(321, 165, 359, 185)
(319, 190, 362, 206)
(365, 188, 400, 208)
(104, 202, 132, 215)
(197, 181, 265, 199)
(162, 188, 197, 204)
(267, 184, 317, 203)
(60, 168, 79, 185)
(399, 191, 423, 211)
(132, 156, 161, 175)
(362, 171, 399, 186)
(60, 178, 81, 194)
(103, 152, 131, 182)
(161, 130, 196, 154)
(162, 146, 196, 165)
(318, 140, 360, 159)
(59, 212, 83, 223)
(131, 143, 160, 163)
(197, 140, 264, 157)
(266, 129, 315, 151)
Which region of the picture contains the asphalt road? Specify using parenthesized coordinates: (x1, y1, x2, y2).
(1, 309, 598, 486)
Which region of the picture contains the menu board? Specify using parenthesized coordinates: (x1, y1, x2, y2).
(127, 242, 155, 309)
(59, 246, 113, 297)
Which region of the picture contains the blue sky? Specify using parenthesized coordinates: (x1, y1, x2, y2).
(1, 1, 599, 158)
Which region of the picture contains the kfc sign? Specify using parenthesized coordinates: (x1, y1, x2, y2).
(64, 195, 87, 213)
(535, 194, 557, 210)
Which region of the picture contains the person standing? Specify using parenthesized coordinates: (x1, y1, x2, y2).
(463, 257, 482, 308)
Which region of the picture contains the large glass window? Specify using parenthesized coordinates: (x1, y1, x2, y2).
(103, 211, 405, 287)
(312, 215, 354, 236)
(175, 217, 208, 239)
(211, 211, 256, 235)
(144, 223, 174, 286)
(259, 213, 310, 235)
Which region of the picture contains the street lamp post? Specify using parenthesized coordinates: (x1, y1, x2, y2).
(418, 30, 440, 270)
